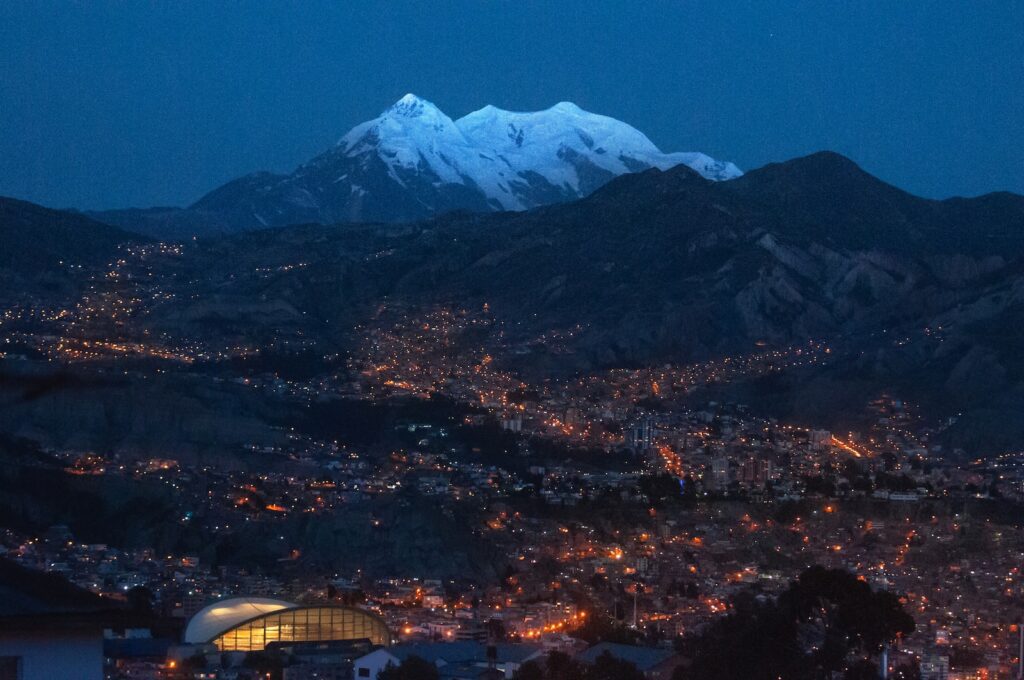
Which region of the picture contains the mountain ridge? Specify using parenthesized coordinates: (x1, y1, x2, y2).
(4, 151, 1024, 454)
(0, 196, 144, 273)
(90, 94, 740, 238)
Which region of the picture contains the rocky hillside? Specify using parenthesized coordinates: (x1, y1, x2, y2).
(0, 197, 145, 304)
(5, 151, 1024, 453)
(0, 197, 142, 273)
(141, 152, 1024, 450)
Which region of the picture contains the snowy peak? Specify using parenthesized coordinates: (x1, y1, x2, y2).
(190, 95, 742, 228)
(452, 100, 740, 204)
(339, 94, 465, 152)
(375, 93, 460, 135)
(386, 93, 444, 119)
(455, 102, 666, 166)
(457, 101, 655, 150)
(334, 97, 741, 210)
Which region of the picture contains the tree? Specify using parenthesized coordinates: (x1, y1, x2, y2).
(845, 658, 883, 680)
(182, 652, 208, 670)
(674, 567, 915, 680)
(241, 651, 283, 680)
(513, 650, 644, 680)
(587, 651, 645, 680)
(513, 651, 587, 680)
(126, 585, 154, 615)
(640, 473, 682, 507)
(514, 660, 547, 680)
(574, 615, 642, 645)
(378, 655, 439, 680)
(544, 651, 588, 680)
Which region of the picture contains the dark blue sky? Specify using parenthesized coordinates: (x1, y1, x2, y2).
(1, 1, 1021, 209)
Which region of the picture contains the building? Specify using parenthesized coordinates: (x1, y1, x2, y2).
(184, 597, 391, 652)
(709, 457, 730, 490)
(740, 457, 773, 489)
(809, 429, 832, 450)
(104, 635, 174, 680)
(0, 558, 127, 680)
(277, 639, 379, 680)
(627, 418, 655, 453)
(920, 653, 950, 680)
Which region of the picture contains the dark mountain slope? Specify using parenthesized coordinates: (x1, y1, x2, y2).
(86, 205, 232, 241)
(87, 95, 740, 237)
(350, 154, 1023, 352)
(135, 151, 1024, 451)
(0, 197, 147, 304)
(7, 152, 1023, 453)
(177, 152, 1024, 362)
(722, 152, 1024, 256)
(0, 197, 143, 273)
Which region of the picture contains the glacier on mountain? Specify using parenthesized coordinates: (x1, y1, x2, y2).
(335, 94, 741, 211)
(185, 93, 741, 229)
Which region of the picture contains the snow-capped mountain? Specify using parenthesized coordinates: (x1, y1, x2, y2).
(108, 95, 741, 233)
(455, 100, 741, 205)
(330, 94, 740, 212)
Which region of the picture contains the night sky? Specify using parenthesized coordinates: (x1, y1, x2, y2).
(1, 1, 1021, 209)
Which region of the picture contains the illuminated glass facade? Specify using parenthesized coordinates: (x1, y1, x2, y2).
(209, 606, 391, 651)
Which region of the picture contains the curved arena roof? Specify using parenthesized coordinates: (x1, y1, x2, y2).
(185, 597, 296, 644)
(184, 597, 392, 651)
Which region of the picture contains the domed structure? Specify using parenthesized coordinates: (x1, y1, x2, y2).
(184, 597, 391, 652)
